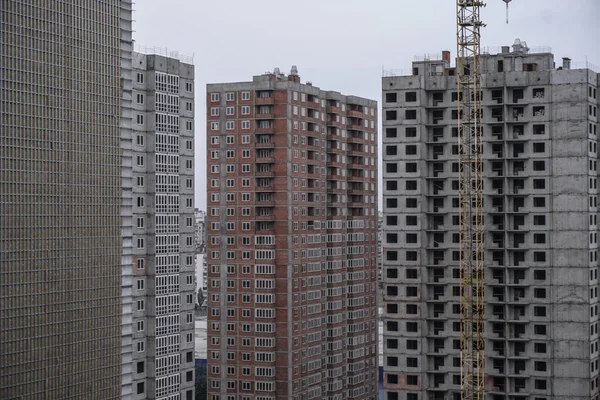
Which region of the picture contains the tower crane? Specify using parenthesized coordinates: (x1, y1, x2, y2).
(456, 1, 511, 399)
(456, 1, 485, 399)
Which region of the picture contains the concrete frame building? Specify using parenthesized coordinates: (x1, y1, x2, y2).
(206, 68, 379, 400)
(130, 50, 196, 400)
(0, 1, 133, 398)
(382, 42, 599, 400)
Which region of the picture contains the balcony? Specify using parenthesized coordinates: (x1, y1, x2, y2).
(256, 96, 274, 105)
(256, 213, 275, 221)
(256, 169, 274, 178)
(326, 105, 340, 114)
(255, 139, 275, 149)
(256, 198, 275, 207)
(256, 112, 275, 119)
(347, 109, 363, 118)
(256, 126, 275, 134)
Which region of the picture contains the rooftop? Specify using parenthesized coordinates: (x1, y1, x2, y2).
(134, 44, 194, 65)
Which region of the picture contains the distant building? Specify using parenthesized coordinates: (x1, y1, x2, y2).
(195, 209, 207, 254)
(206, 67, 379, 399)
(382, 42, 599, 399)
(377, 211, 384, 288)
(130, 49, 196, 400)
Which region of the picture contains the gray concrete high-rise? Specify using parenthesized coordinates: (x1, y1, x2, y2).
(0, 1, 134, 398)
(382, 42, 599, 400)
(130, 49, 196, 400)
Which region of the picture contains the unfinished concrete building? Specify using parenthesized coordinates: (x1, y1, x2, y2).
(382, 41, 599, 400)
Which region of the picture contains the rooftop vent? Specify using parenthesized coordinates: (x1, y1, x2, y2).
(562, 57, 571, 70)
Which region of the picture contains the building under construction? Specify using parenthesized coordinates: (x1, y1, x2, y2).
(382, 42, 599, 400)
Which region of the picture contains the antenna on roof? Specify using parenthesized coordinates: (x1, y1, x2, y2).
(502, 0, 512, 24)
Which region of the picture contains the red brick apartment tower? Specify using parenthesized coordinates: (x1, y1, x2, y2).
(206, 67, 379, 400)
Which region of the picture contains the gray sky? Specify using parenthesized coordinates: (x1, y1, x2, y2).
(134, 0, 600, 210)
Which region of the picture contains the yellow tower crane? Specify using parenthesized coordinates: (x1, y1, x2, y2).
(456, 1, 485, 399)
(456, 1, 511, 398)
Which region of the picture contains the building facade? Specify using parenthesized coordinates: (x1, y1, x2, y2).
(195, 209, 208, 254)
(130, 51, 196, 400)
(206, 68, 379, 400)
(382, 42, 599, 400)
(0, 1, 133, 398)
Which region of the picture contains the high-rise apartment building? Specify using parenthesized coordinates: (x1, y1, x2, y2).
(206, 68, 379, 400)
(130, 50, 196, 400)
(0, 1, 133, 398)
(382, 42, 599, 400)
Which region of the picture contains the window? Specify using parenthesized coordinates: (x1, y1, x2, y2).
(241, 106, 250, 115)
(242, 120, 250, 129)
(534, 270, 546, 280)
(137, 259, 145, 270)
(405, 127, 417, 137)
(137, 341, 145, 352)
(385, 145, 397, 156)
(533, 215, 546, 225)
(136, 114, 144, 124)
(534, 306, 547, 317)
(385, 110, 397, 121)
(386, 163, 398, 173)
(405, 92, 417, 102)
(137, 382, 144, 395)
(405, 110, 417, 119)
(405, 145, 417, 155)
(533, 179, 546, 189)
(135, 134, 144, 146)
(211, 93, 219, 102)
(136, 361, 144, 373)
(136, 73, 144, 84)
(385, 92, 397, 103)
(533, 142, 545, 153)
(226, 92, 234, 101)
(136, 93, 144, 104)
(186, 82, 193, 92)
(533, 197, 546, 207)
(137, 279, 144, 291)
(534, 324, 547, 335)
(533, 161, 545, 171)
(242, 91, 250, 100)
(533, 233, 546, 244)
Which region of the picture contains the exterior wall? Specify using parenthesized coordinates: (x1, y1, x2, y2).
(0, 1, 131, 399)
(206, 72, 379, 400)
(382, 50, 600, 400)
(131, 52, 196, 400)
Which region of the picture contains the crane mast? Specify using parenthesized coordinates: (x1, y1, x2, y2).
(457, 1, 485, 399)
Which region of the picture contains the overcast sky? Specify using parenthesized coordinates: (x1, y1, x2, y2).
(134, 0, 600, 210)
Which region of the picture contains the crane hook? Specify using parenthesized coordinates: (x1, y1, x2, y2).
(502, 0, 512, 24)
